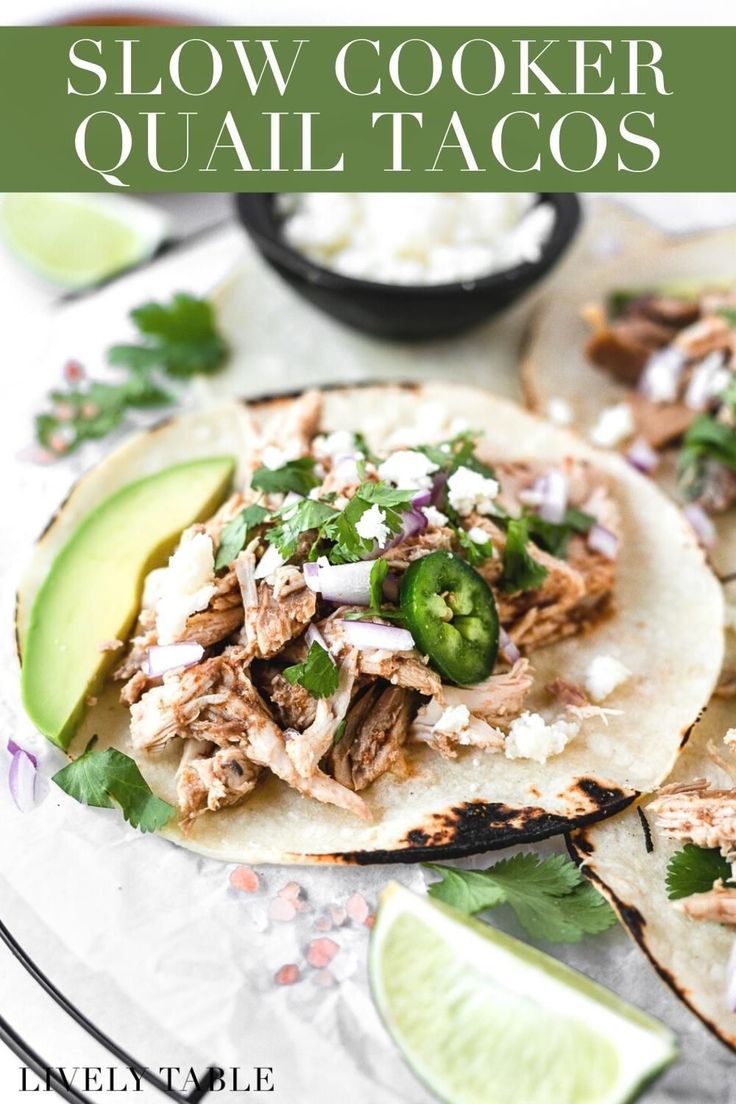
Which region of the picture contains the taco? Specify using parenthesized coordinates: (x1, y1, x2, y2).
(569, 598, 736, 1050)
(17, 383, 724, 864)
(521, 224, 736, 574)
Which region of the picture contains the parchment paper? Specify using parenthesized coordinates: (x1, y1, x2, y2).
(2, 203, 735, 1102)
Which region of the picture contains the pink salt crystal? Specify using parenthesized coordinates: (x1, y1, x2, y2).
(346, 892, 369, 924)
(306, 938, 339, 968)
(269, 897, 297, 922)
(275, 964, 300, 986)
(278, 881, 302, 901)
(364, 914, 376, 930)
(229, 866, 260, 893)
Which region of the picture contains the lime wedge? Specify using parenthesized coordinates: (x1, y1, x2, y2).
(370, 883, 676, 1104)
(0, 193, 170, 288)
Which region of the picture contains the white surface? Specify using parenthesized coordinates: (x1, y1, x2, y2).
(2, 191, 736, 1104)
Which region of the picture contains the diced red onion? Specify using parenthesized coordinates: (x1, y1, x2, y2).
(587, 524, 619, 560)
(725, 941, 736, 1011)
(7, 738, 37, 768)
(304, 560, 374, 606)
(336, 619, 415, 652)
(499, 628, 521, 665)
(331, 453, 361, 482)
(639, 346, 686, 402)
(531, 470, 568, 525)
(684, 503, 717, 549)
(430, 471, 448, 506)
(303, 561, 322, 592)
(385, 508, 428, 551)
(411, 489, 433, 509)
(626, 436, 659, 475)
(305, 623, 330, 652)
(255, 543, 286, 579)
(684, 351, 728, 411)
(145, 642, 205, 678)
(8, 747, 37, 812)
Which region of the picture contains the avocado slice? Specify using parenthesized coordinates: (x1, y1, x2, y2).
(21, 456, 235, 750)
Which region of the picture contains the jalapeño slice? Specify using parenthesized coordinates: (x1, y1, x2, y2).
(400, 551, 498, 686)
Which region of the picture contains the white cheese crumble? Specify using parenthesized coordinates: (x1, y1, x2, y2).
(422, 505, 449, 528)
(585, 655, 632, 702)
(447, 466, 500, 517)
(278, 193, 555, 286)
(589, 403, 635, 449)
(640, 347, 684, 404)
(684, 351, 730, 411)
(504, 712, 579, 763)
(724, 728, 736, 749)
(546, 397, 574, 427)
(433, 704, 471, 736)
(355, 504, 390, 548)
(467, 526, 490, 544)
(261, 445, 293, 470)
(378, 449, 438, 490)
(312, 429, 357, 460)
(154, 532, 216, 646)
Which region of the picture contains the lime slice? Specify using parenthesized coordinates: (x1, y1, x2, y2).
(370, 883, 676, 1104)
(0, 193, 170, 288)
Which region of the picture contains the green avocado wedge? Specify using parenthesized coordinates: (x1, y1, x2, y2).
(21, 456, 235, 750)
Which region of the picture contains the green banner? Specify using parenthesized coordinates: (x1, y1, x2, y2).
(1, 26, 734, 190)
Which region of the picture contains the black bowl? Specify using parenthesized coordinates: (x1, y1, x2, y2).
(233, 192, 581, 341)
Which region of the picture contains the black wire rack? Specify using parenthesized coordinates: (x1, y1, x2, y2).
(0, 918, 214, 1103)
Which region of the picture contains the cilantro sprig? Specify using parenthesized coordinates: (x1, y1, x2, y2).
(426, 853, 617, 943)
(678, 414, 736, 501)
(52, 738, 174, 833)
(108, 293, 228, 379)
(215, 504, 268, 571)
(283, 642, 339, 699)
(252, 458, 320, 496)
(35, 293, 228, 458)
(499, 517, 550, 593)
(665, 844, 733, 901)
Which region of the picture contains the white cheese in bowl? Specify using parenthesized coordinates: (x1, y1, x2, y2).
(276, 193, 555, 286)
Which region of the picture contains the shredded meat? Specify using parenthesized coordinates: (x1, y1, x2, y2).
(411, 699, 505, 758)
(625, 392, 696, 449)
(442, 659, 534, 724)
(585, 316, 676, 385)
(328, 683, 416, 791)
(256, 390, 322, 461)
(285, 652, 358, 778)
(256, 665, 318, 729)
(649, 779, 736, 861)
(319, 618, 443, 697)
(381, 527, 454, 570)
(177, 740, 261, 824)
(130, 649, 369, 820)
(675, 883, 736, 925)
(236, 553, 317, 659)
(183, 567, 244, 646)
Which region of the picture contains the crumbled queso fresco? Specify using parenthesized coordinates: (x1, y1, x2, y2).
(277, 193, 555, 286)
(504, 712, 580, 763)
(147, 532, 217, 646)
(585, 655, 632, 702)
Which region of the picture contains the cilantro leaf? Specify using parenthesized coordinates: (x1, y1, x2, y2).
(498, 517, 549, 593)
(369, 559, 389, 608)
(677, 415, 736, 500)
(426, 853, 617, 944)
(453, 525, 494, 567)
(418, 430, 483, 471)
(215, 504, 268, 571)
(252, 457, 320, 496)
(359, 481, 414, 510)
(525, 508, 595, 560)
(665, 844, 733, 901)
(283, 642, 339, 699)
(267, 499, 337, 560)
(109, 293, 228, 379)
(324, 481, 412, 564)
(52, 740, 174, 833)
